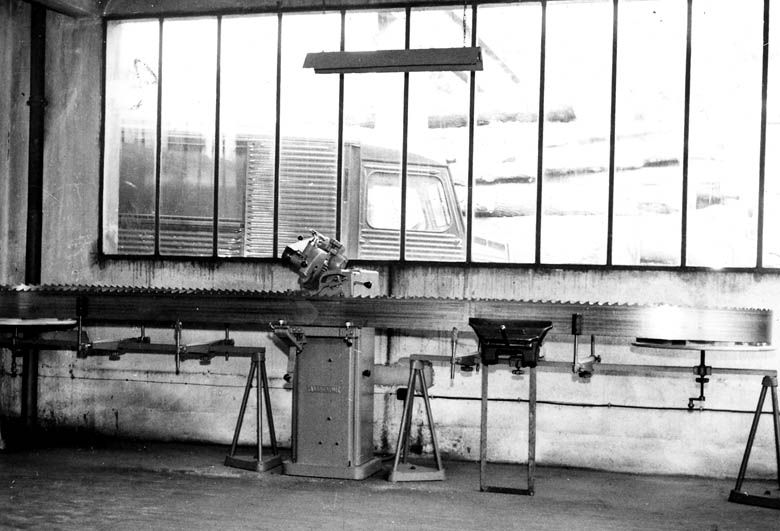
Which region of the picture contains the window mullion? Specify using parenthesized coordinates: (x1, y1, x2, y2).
(400, 7, 411, 262)
(154, 18, 164, 257)
(606, 0, 618, 265)
(212, 16, 222, 258)
(757, 0, 770, 268)
(336, 10, 345, 242)
(466, 2, 477, 264)
(680, 0, 693, 267)
(535, 0, 547, 265)
(272, 12, 283, 258)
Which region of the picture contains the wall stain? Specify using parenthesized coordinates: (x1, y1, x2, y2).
(379, 393, 391, 453)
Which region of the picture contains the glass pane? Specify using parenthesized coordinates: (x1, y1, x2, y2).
(541, 0, 612, 264)
(473, 3, 541, 263)
(219, 15, 278, 257)
(687, 0, 762, 267)
(159, 18, 218, 256)
(613, 0, 685, 266)
(343, 10, 405, 260)
(103, 19, 159, 255)
(364, 172, 454, 231)
(277, 13, 340, 255)
(764, 0, 780, 267)
(407, 6, 472, 261)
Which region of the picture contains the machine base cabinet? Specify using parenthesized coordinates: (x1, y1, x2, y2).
(284, 326, 381, 480)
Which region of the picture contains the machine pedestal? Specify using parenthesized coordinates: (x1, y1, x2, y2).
(283, 457, 382, 480)
(283, 325, 379, 480)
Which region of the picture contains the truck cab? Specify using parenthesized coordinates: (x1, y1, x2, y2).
(342, 142, 468, 261)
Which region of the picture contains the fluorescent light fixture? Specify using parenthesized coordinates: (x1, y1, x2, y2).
(303, 47, 483, 74)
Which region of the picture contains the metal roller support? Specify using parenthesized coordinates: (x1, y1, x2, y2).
(728, 375, 780, 510)
(571, 313, 602, 378)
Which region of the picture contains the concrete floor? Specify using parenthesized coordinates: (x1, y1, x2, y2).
(1, 442, 779, 530)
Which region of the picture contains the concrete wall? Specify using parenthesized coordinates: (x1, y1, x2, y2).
(0, 0, 29, 286)
(1, 8, 779, 480)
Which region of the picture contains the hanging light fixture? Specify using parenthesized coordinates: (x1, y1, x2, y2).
(303, 47, 483, 74)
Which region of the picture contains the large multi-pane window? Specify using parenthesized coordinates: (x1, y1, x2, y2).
(102, 0, 779, 270)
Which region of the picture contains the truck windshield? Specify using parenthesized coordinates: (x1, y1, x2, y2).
(366, 171, 452, 232)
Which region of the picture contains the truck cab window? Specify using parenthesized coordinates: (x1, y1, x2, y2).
(407, 175, 451, 232)
(366, 172, 451, 232)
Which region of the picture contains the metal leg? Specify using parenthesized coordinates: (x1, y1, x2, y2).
(729, 376, 780, 510)
(291, 348, 299, 463)
(480, 362, 488, 492)
(528, 366, 537, 496)
(228, 359, 257, 459)
(418, 367, 443, 472)
(260, 360, 278, 455)
(390, 364, 416, 479)
(0, 349, 5, 451)
(256, 355, 262, 462)
(401, 364, 416, 464)
(21, 348, 39, 432)
(772, 384, 780, 490)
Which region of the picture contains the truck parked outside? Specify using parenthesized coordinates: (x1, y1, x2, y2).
(113, 132, 509, 261)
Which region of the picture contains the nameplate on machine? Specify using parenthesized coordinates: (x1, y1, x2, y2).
(307, 384, 342, 394)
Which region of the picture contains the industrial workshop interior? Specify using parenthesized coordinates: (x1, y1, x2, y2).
(2, 0, 780, 529)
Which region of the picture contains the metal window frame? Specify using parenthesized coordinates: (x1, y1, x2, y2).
(606, 0, 618, 266)
(154, 18, 164, 257)
(681, 0, 692, 267)
(212, 16, 222, 258)
(534, 0, 546, 265)
(756, 0, 770, 268)
(400, 6, 411, 261)
(273, 12, 283, 259)
(96, 0, 776, 274)
(466, 2, 478, 263)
